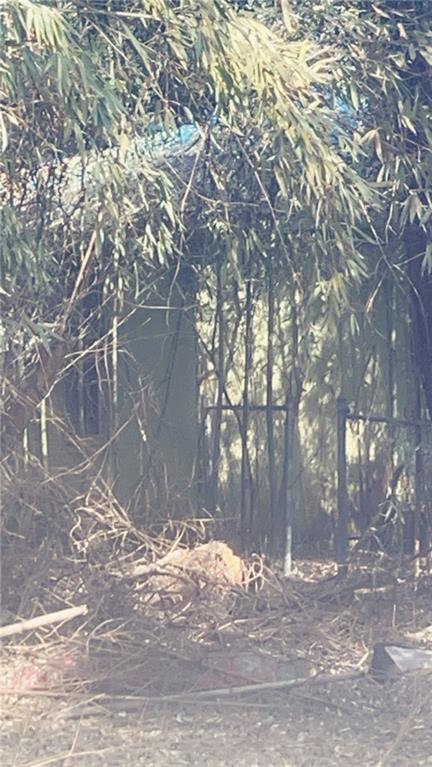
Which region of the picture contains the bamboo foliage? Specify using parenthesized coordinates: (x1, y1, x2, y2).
(1, 0, 431, 553)
(0, 0, 376, 464)
(1, 1, 374, 300)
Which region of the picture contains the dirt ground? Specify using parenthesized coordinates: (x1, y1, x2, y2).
(2, 676, 432, 767)
(1, 556, 431, 767)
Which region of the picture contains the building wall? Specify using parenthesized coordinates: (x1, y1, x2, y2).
(111, 267, 199, 519)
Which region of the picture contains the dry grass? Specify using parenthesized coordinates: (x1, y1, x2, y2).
(1, 470, 431, 766)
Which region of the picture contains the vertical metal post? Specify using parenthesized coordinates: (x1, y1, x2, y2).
(266, 258, 276, 560)
(336, 397, 349, 572)
(414, 381, 426, 556)
(283, 404, 294, 575)
(197, 405, 210, 511)
(414, 425, 424, 553)
(210, 261, 224, 514)
(240, 279, 252, 548)
(40, 397, 49, 471)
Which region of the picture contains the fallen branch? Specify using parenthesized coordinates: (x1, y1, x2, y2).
(0, 604, 88, 639)
(64, 670, 367, 719)
(141, 669, 365, 700)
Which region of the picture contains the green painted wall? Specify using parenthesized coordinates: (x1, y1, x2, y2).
(112, 270, 199, 519)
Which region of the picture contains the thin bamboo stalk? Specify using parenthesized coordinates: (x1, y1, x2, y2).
(0, 604, 88, 639)
(283, 294, 303, 574)
(240, 279, 253, 548)
(266, 255, 277, 558)
(210, 260, 225, 512)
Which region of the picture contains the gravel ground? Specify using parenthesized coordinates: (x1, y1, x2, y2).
(2, 672, 432, 767)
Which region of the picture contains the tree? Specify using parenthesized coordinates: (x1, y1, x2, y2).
(2, 0, 430, 558)
(1, 1, 370, 466)
(289, 0, 432, 418)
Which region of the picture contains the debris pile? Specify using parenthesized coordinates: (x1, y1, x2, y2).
(130, 540, 247, 605)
